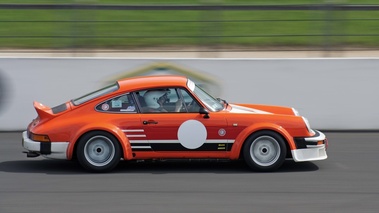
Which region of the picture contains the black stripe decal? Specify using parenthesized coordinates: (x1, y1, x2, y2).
(130, 143, 234, 151)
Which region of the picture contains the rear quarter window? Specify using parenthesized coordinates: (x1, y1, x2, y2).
(96, 93, 136, 113)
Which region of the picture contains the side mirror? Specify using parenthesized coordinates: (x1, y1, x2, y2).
(199, 107, 210, 119)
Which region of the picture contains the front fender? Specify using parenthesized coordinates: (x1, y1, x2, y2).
(66, 123, 133, 160)
(229, 122, 295, 160)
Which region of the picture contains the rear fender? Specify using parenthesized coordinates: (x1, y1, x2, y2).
(66, 124, 133, 160)
(229, 122, 295, 159)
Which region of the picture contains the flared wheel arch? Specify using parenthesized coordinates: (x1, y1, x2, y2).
(239, 129, 292, 160)
(71, 129, 129, 161)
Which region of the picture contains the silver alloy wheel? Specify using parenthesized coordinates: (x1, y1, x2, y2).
(249, 135, 281, 167)
(83, 135, 116, 167)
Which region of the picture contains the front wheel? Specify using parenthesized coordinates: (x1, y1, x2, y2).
(243, 131, 286, 172)
(76, 131, 122, 173)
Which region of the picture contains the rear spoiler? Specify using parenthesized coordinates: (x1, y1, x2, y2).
(33, 101, 55, 121)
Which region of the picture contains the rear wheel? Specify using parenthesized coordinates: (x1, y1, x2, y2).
(77, 131, 121, 173)
(243, 131, 286, 172)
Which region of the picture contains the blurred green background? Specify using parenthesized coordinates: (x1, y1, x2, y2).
(0, 0, 378, 50)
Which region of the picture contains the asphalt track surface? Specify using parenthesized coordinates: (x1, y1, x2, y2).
(0, 132, 378, 213)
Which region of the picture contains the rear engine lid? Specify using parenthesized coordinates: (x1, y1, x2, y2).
(33, 101, 69, 122)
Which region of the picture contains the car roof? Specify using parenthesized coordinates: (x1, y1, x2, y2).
(117, 75, 189, 92)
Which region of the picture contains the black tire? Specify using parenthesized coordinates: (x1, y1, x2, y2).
(76, 131, 122, 173)
(243, 131, 286, 172)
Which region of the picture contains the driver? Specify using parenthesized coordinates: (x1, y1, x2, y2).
(143, 90, 169, 112)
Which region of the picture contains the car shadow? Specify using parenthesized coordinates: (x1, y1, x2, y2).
(0, 159, 319, 175)
(0, 160, 84, 175)
(114, 159, 319, 174)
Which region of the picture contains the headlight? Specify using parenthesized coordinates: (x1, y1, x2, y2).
(292, 108, 300, 116)
(302, 117, 315, 134)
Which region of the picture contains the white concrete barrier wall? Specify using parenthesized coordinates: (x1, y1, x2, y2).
(0, 57, 377, 131)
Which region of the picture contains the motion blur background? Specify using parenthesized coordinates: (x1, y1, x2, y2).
(0, 0, 378, 56)
(1, 3, 379, 213)
(1, 0, 379, 130)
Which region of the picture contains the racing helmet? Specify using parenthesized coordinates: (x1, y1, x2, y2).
(143, 90, 167, 109)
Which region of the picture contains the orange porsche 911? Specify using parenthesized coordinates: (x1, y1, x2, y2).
(22, 75, 328, 172)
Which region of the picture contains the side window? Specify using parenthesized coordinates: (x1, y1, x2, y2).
(136, 88, 190, 113)
(96, 93, 136, 113)
(178, 88, 201, 113)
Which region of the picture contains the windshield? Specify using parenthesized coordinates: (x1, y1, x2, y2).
(193, 85, 224, 112)
(72, 83, 119, 106)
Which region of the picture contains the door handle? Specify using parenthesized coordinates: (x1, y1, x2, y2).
(143, 120, 158, 125)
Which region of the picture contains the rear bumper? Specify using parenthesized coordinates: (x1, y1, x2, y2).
(22, 131, 69, 159)
(291, 130, 328, 162)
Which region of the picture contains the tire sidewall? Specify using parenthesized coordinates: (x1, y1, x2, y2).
(77, 131, 122, 173)
(243, 130, 286, 172)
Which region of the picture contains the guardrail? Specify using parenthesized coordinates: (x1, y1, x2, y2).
(0, 4, 378, 54)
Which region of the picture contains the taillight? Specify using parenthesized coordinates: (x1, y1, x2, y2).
(30, 133, 51, 142)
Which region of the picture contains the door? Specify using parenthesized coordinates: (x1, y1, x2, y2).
(140, 113, 229, 152)
(134, 87, 230, 155)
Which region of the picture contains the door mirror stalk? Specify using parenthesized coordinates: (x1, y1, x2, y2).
(199, 108, 210, 119)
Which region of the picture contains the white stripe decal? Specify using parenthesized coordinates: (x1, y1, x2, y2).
(135, 140, 235, 144)
(129, 140, 149, 144)
(122, 129, 144, 132)
(203, 139, 233, 143)
(126, 134, 146, 138)
(131, 146, 151, 149)
(148, 140, 180, 144)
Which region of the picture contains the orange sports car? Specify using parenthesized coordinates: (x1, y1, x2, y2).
(22, 75, 328, 172)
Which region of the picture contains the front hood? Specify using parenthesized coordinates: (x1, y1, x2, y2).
(229, 104, 271, 114)
(229, 103, 296, 116)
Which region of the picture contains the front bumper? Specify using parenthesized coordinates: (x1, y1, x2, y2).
(291, 130, 328, 162)
(22, 131, 69, 159)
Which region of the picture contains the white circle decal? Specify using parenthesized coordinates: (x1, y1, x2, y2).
(177, 120, 207, 149)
